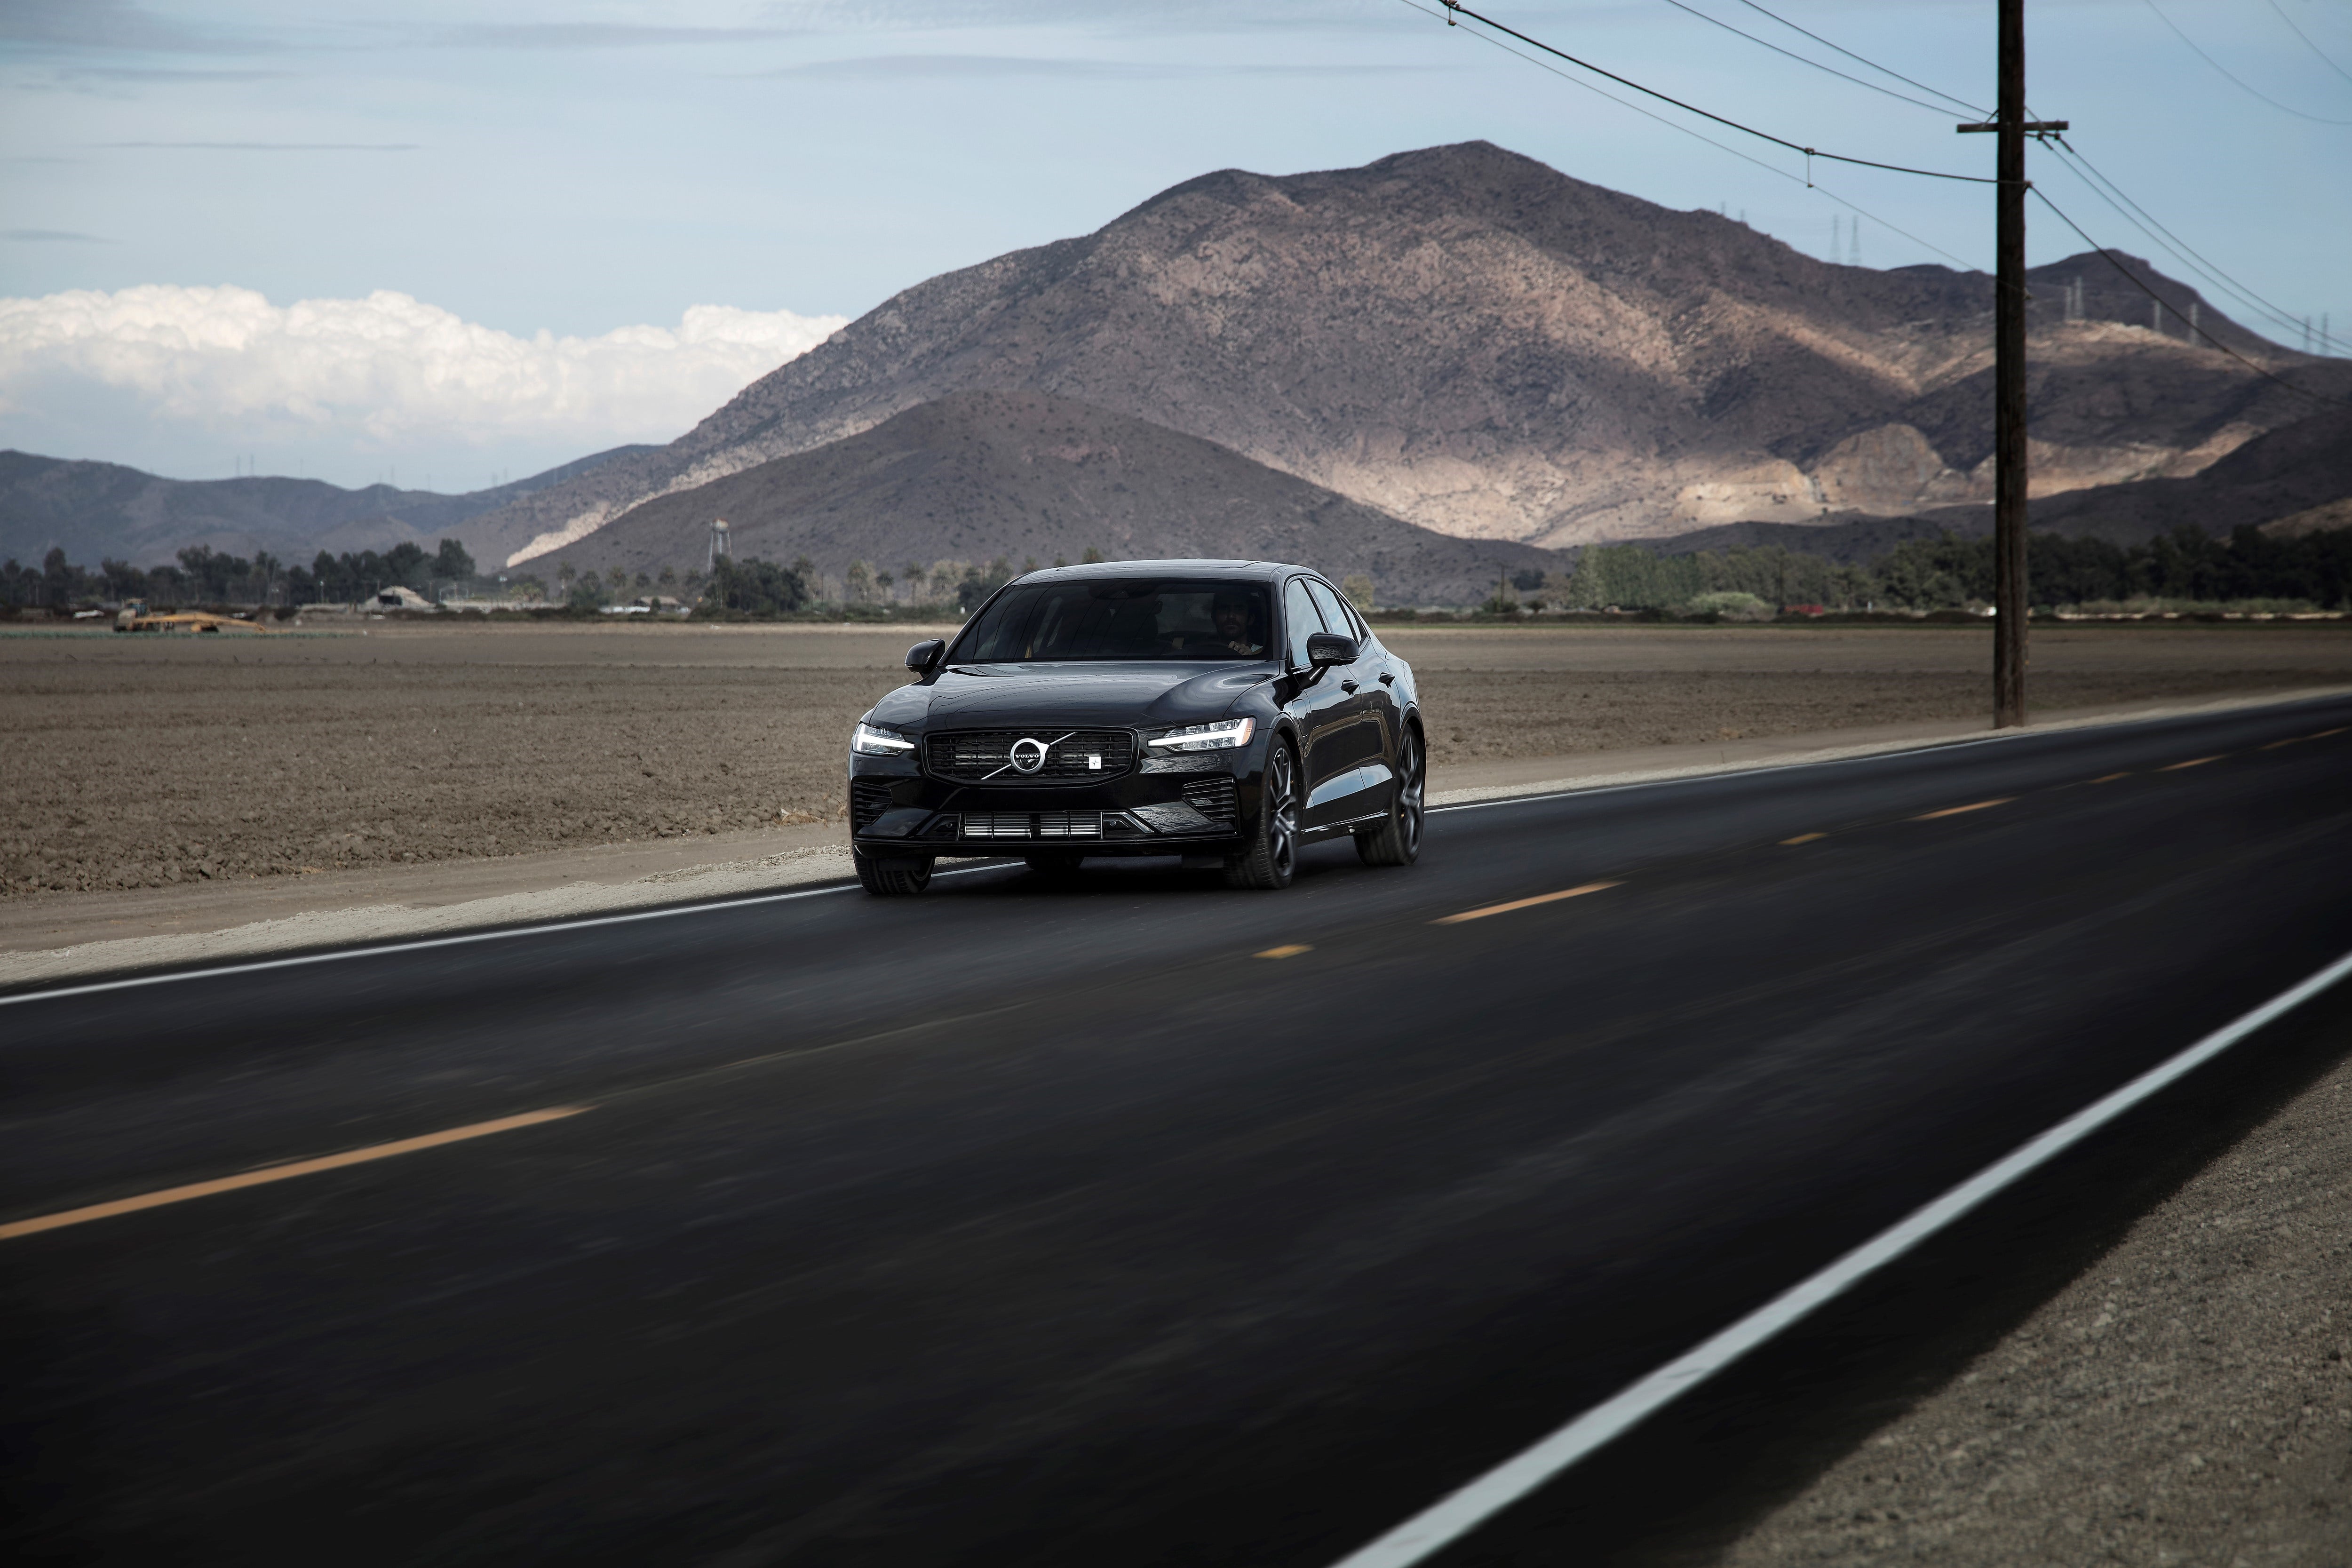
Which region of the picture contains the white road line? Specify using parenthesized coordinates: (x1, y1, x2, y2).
(1424, 693, 2352, 817)
(1327, 944, 2352, 1568)
(0, 863, 1019, 1009)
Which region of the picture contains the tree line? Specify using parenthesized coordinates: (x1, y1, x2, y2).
(1533, 525, 2351, 614)
(1, 540, 482, 610)
(11, 525, 2344, 618)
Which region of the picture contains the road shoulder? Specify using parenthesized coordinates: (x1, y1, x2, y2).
(1723, 1045, 2352, 1567)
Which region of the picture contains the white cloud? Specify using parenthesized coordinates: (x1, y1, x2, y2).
(0, 284, 846, 462)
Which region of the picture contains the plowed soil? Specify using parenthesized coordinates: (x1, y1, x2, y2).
(5, 619, 2348, 899)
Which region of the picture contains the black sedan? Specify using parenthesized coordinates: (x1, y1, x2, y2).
(845, 559, 1425, 893)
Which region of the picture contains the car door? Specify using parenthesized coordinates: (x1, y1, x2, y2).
(1279, 576, 1355, 827)
(1340, 590, 1409, 785)
(1302, 577, 1393, 816)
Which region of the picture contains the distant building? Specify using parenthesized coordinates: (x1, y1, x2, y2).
(373, 586, 434, 610)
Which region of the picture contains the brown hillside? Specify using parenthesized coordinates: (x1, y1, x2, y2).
(547, 390, 1560, 606)
(462, 142, 2349, 569)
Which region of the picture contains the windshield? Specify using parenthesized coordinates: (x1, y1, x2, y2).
(950, 579, 1274, 663)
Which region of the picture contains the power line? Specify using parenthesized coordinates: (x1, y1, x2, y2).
(2043, 137, 2324, 349)
(1729, 0, 1987, 118)
(1657, 0, 1960, 119)
(1430, 0, 1998, 183)
(1684, 0, 2339, 358)
(2265, 0, 2352, 87)
(1393, 0, 1978, 269)
(2031, 187, 2352, 409)
(2142, 0, 2352, 124)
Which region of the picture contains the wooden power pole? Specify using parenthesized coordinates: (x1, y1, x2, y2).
(1960, 1, 2063, 728)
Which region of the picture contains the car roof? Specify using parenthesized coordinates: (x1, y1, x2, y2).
(1006, 560, 1321, 585)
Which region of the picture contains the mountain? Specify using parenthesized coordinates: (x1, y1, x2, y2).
(1626, 412, 2352, 562)
(460, 141, 2350, 567)
(2012, 409, 2352, 543)
(0, 446, 655, 570)
(545, 390, 1560, 606)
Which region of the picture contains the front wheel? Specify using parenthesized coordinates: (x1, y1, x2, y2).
(1224, 740, 1299, 890)
(854, 848, 933, 896)
(1355, 728, 1424, 867)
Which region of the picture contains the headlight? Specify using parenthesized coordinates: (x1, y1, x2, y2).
(852, 722, 916, 756)
(1145, 716, 1255, 752)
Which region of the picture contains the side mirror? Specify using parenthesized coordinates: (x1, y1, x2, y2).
(905, 638, 946, 674)
(1305, 631, 1359, 669)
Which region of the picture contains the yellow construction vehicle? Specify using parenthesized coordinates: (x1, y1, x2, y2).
(114, 603, 269, 634)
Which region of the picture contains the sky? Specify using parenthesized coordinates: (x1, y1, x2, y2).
(3, 0, 2346, 492)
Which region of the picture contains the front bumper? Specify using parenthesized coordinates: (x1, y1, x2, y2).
(849, 748, 1249, 857)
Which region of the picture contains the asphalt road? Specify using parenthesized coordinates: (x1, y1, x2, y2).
(5, 696, 2350, 1565)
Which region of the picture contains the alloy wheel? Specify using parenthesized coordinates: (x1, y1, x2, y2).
(1268, 745, 1298, 881)
(1398, 732, 1424, 856)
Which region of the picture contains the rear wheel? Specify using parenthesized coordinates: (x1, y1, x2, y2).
(853, 848, 933, 896)
(1224, 740, 1299, 890)
(1354, 727, 1424, 867)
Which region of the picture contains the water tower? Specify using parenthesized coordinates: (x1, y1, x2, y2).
(707, 518, 731, 573)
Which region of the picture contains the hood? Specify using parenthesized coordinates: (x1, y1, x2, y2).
(866, 661, 1271, 732)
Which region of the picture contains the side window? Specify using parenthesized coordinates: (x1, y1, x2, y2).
(1304, 580, 1355, 651)
(1283, 578, 1325, 669)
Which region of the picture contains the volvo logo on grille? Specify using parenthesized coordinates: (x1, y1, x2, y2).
(1008, 737, 1050, 774)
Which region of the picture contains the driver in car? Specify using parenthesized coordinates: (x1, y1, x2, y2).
(1210, 591, 1266, 657)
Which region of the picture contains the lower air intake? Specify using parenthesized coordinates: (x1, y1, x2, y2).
(961, 812, 1103, 840)
(850, 779, 894, 832)
(1181, 776, 1238, 825)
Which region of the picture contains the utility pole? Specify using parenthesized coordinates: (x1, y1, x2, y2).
(1959, 0, 2063, 729)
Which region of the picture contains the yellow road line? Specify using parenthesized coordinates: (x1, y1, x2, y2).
(2260, 738, 2300, 750)
(1913, 798, 2014, 821)
(2159, 755, 2225, 771)
(2088, 772, 2132, 783)
(1256, 944, 1313, 960)
(1434, 882, 1621, 925)
(1780, 833, 1827, 845)
(0, 1107, 588, 1242)
(2313, 728, 2347, 740)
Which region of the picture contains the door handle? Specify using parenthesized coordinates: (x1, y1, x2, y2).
(1341, 680, 1359, 694)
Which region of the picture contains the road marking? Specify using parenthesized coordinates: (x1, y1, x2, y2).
(2260, 739, 2300, 750)
(2313, 728, 2347, 739)
(2088, 772, 2132, 782)
(0, 862, 1022, 1010)
(1780, 833, 1827, 846)
(1913, 797, 2014, 820)
(1427, 696, 2352, 822)
(1326, 944, 2352, 1568)
(1257, 945, 1313, 959)
(0, 1107, 588, 1242)
(2160, 756, 2225, 771)
(1433, 883, 1620, 925)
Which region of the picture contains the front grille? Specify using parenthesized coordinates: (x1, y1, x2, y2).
(926, 729, 1134, 784)
(1181, 776, 1238, 826)
(850, 779, 894, 831)
(960, 811, 1103, 840)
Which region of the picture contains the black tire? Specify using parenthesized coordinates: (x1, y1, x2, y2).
(1224, 739, 1300, 890)
(853, 848, 933, 896)
(1354, 726, 1425, 867)
(1024, 852, 1085, 881)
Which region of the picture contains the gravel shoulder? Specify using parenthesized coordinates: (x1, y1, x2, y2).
(1723, 1046, 2352, 1568)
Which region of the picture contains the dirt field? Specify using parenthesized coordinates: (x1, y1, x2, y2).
(5, 619, 2350, 899)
